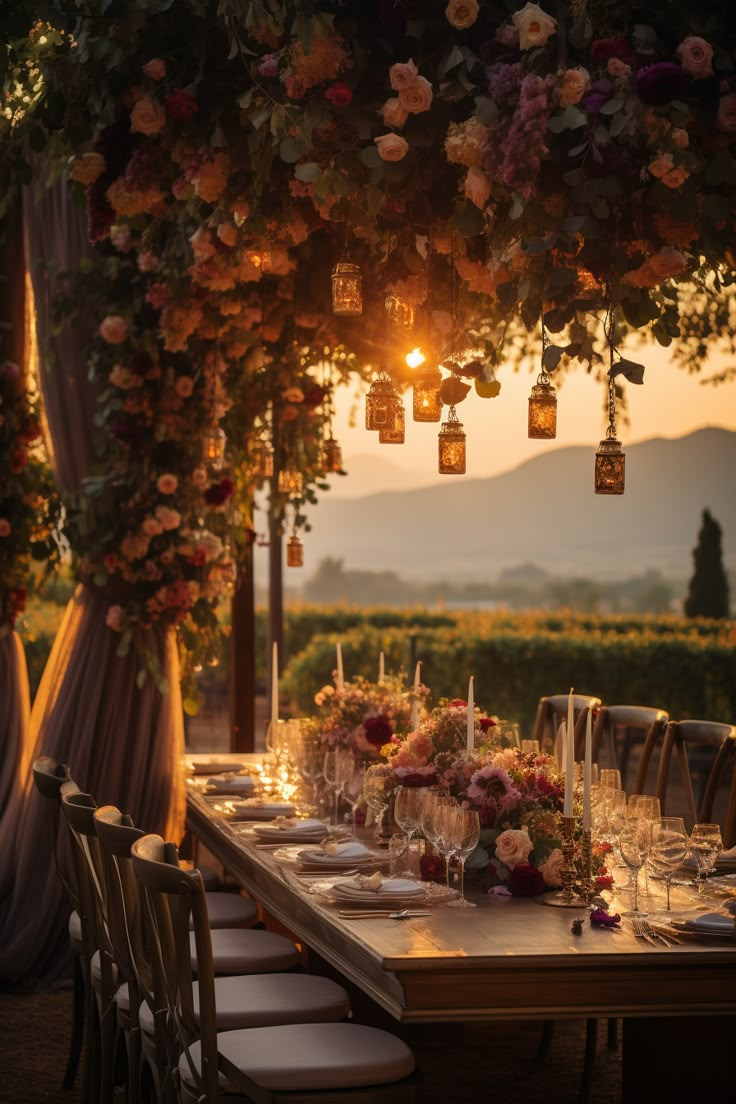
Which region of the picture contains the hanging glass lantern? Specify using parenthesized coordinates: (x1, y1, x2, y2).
(250, 438, 274, 480)
(246, 246, 272, 272)
(528, 372, 558, 439)
(385, 294, 415, 331)
(322, 436, 343, 472)
(331, 261, 363, 315)
(438, 406, 466, 475)
(278, 466, 304, 497)
(595, 375, 625, 495)
(379, 396, 405, 443)
(413, 365, 443, 422)
(203, 426, 227, 470)
(286, 534, 304, 567)
(365, 371, 398, 431)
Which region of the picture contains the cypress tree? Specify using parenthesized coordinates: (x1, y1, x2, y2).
(684, 509, 730, 619)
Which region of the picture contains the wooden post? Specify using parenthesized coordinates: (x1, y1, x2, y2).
(268, 506, 284, 693)
(229, 544, 256, 752)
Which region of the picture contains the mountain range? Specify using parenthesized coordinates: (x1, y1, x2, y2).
(294, 427, 735, 580)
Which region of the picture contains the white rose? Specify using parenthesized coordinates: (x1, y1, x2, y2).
(495, 828, 533, 869)
(464, 166, 491, 209)
(398, 76, 433, 115)
(512, 3, 557, 51)
(538, 848, 565, 886)
(388, 59, 419, 91)
(374, 133, 409, 162)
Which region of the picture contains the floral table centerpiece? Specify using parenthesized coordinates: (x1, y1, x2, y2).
(314, 673, 428, 762)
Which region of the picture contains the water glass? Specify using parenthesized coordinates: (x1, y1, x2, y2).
(618, 816, 650, 915)
(690, 823, 723, 895)
(648, 817, 689, 911)
(600, 769, 622, 791)
(445, 807, 481, 908)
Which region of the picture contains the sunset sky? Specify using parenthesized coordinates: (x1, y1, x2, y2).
(329, 343, 736, 490)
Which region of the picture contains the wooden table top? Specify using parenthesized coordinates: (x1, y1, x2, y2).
(187, 788, 736, 1024)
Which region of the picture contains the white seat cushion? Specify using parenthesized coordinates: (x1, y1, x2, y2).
(140, 974, 349, 1033)
(179, 1022, 415, 1092)
(198, 928, 299, 975)
(68, 910, 83, 952)
(200, 892, 257, 929)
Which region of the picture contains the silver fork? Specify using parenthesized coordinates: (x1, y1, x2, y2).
(632, 918, 658, 946)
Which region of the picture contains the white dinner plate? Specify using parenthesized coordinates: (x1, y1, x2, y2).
(671, 912, 736, 937)
(206, 798, 295, 820)
(187, 759, 246, 776)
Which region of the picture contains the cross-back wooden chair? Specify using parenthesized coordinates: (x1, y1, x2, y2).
(131, 833, 416, 1104)
(531, 695, 602, 762)
(654, 720, 736, 844)
(593, 705, 669, 791)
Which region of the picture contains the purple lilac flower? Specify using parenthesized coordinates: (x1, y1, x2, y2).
(498, 74, 550, 199)
(637, 62, 689, 106)
(583, 78, 615, 113)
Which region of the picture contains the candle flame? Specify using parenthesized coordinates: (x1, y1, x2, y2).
(406, 347, 425, 369)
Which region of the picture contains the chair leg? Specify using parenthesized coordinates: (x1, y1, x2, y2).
(535, 1019, 554, 1063)
(62, 954, 86, 1090)
(579, 1018, 598, 1104)
(607, 1016, 618, 1051)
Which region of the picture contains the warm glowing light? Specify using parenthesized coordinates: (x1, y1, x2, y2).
(406, 347, 425, 369)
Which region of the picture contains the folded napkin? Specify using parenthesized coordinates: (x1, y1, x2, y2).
(187, 759, 246, 776)
(255, 817, 325, 833)
(331, 876, 425, 900)
(677, 912, 736, 935)
(297, 839, 374, 865)
(223, 799, 296, 819)
(353, 872, 383, 893)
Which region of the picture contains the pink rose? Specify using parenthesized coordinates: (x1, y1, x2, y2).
(662, 166, 689, 189)
(495, 24, 519, 48)
(512, 3, 557, 51)
(105, 605, 124, 632)
(607, 57, 631, 79)
(156, 473, 178, 494)
(129, 95, 166, 136)
(142, 516, 164, 537)
(175, 375, 194, 397)
(495, 828, 534, 869)
(389, 59, 419, 91)
(538, 848, 564, 886)
(717, 94, 736, 133)
(558, 66, 590, 107)
(69, 152, 106, 186)
(398, 75, 433, 114)
(257, 54, 279, 79)
(0, 519, 11, 538)
(217, 222, 238, 246)
(142, 58, 167, 80)
(155, 505, 181, 531)
(374, 133, 409, 161)
(671, 128, 689, 149)
(382, 97, 409, 129)
(445, 0, 479, 29)
(649, 246, 687, 280)
(190, 226, 216, 259)
(648, 153, 674, 179)
(676, 36, 714, 80)
(464, 166, 491, 209)
(99, 314, 128, 344)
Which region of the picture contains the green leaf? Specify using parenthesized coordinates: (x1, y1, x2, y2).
(542, 345, 565, 371)
(279, 137, 307, 163)
(295, 161, 321, 182)
(360, 145, 383, 169)
(473, 96, 498, 126)
(439, 44, 464, 79)
(547, 106, 587, 133)
(611, 358, 645, 385)
(599, 97, 625, 116)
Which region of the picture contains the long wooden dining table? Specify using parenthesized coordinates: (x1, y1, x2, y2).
(186, 775, 736, 1101)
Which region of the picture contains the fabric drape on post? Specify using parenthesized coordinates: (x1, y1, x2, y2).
(0, 180, 185, 989)
(0, 631, 31, 820)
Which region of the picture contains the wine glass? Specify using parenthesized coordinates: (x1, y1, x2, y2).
(627, 795, 660, 901)
(335, 750, 355, 827)
(432, 797, 458, 890)
(323, 751, 340, 825)
(600, 769, 622, 791)
(419, 790, 449, 881)
(618, 816, 650, 915)
(394, 786, 424, 854)
(690, 823, 723, 895)
(648, 817, 689, 912)
(445, 807, 481, 908)
(344, 763, 367, 836)
(363, 771, 392, 839)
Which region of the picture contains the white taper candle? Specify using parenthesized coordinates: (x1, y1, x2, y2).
(271, 641, 279, 726)
(467, 676, 475, 752)
(411, 661, 422, 731)
(583, 700, 593, 829)
(564, 687, 574, 816)
(336, 642, 344, 692)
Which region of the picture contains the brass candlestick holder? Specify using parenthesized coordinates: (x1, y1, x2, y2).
(579, 826, 596, 904)
(543, 816, 587, 908)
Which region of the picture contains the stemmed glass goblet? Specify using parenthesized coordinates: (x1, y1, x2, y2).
(394, 786, 424, 855)
(690, 823, 723, 896)
(648, 817, 689, 912)
(445, 806, 481, 908)
(363, 771, 392, 840)
(618, 815, 651, 915)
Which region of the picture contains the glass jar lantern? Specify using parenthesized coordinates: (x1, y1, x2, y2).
(528, 374, 557, 439)
(331, 261, 362, 315)
(286, 535, 304, 567)
(322, 436, 343, 472)
(594, 436, 626, 495)
(203, 426, 227, 470)
(385, 294, 415, 331)
(438, 408, 466, 475)
(365, 372, 398, 431)
(413, 366, 442, 422)
(250, 438, 274, 480)
(379, 397, 405, 444)
(278, 466, 304, 497)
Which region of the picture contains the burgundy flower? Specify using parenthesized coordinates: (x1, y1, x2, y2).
(590, 35, 631, 66)
(325, 82, 352, 108)
(595, 874, 614, 890)
(363, 715, 393, 747)
(420, 852, 446, 883)
(590, 907, 621, 928)
(10, 448, 27, 474)
(583, 78, 615, 113)
(86, 180, 115, 243)
(479, 717, 496, 732)
(204, 477, 234, 506)
(165, 89, 199, 122)
(508, 863, 546, 897)
(399, 770, 438, 788)
(448, 698, 467, 709)
(302, 384, 327, 407)
(637, 62, 689, 106)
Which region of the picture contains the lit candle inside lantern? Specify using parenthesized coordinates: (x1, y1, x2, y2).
(467, 676, 475, 752)
(379, 651, 385, 682)
(410, 661, 422, 731)
(336, 642, 344, 692)
(583, 700, 594, 829)
(564, 687, 574, 817)
(271, 641, 279, 726)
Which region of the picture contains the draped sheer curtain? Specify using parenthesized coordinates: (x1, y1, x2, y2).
(0, 180, 185, 989)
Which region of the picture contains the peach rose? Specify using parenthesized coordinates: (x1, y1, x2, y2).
(512, 3, 557, 50)
(156, 473, 178, 494)
(142, 516, 164, 537)
(155, 505, 181, 530)
(130, 95, 166, 136)
(382, 97, 409, 129)
(538, 848, 564, 886)
(445, 0, 479, 29)
(671, 128, 689, 149)
(217, 222, 238, 246)
(99, 314, 128, 344)
(142, 58, 167, 80)
(649, 247, 687, 280)
(717, 94, 736, 133)
(662, 166, 689, 189)
(495, 828, 534, 870)
(374, 133, 409, 161)
(558, 66, 590, 107)
(388, 59, 419, 91)
(398, 75, 433, 114)
(175, 375, 194, 398)
(69, 152, 106, 186)
(648, 153, 674, 179)
(464, 166, 491, 209)
(105, 605, 124, 632)
(676, 36, 714, 79)
(190, 226, 216, 259)
(0, 519, 11, 538)
(191, 466, 208, 488)
(607, 57, 632, 79)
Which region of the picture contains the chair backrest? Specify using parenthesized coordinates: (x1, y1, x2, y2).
(32, 756, 72, 801)
(593, 705, 669, 787)
(32, 757, 77, 906)
(131, 833, 218, 1102)
(655, 720, 736, 844)
(531, 695, 602, 762)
